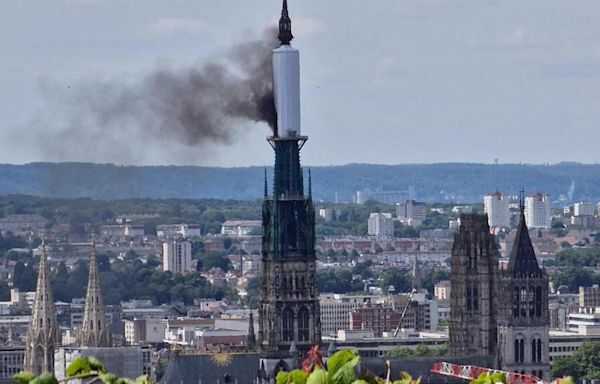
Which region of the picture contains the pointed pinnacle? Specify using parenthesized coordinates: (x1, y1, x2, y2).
(278, 0, 293, 45)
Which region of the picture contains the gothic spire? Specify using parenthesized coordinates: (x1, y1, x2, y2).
(78, 235, 111, 347)
(247, 310, 256, 348)
(25, 238, 58, 375)
(308, 169, 312, 197)
(507, 190, 542, 278)
(278, 0, 293, 45)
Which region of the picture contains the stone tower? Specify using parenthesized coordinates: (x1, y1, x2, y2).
(258, 0, 321, 358)
(497, 198, 549, 379)
(25, 240, 59, 375)
(449, 214, 499, 357)
(78, 237, 111, 347)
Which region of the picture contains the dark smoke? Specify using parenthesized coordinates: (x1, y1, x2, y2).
(34, 29, 278, 163)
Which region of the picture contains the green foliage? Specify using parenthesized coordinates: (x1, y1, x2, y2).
(552, 247, 600, 267)
(15, 357, 152, 384)
(386, 344, 448, 358)
(12, 371, 36, 384)
(49, 254, 235, 305)
(279, 349, 420, 384)
(318, 269, 363, 293)
(552, 342, 600, 380)
(470, 372, 506, 384)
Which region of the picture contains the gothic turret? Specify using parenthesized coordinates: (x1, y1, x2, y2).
(78, 236, 111, 347)
(25, 240, 59, 375)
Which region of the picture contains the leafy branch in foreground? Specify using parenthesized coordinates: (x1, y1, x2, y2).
(13, 356, 152, 384)
(276, 347, 421, 384)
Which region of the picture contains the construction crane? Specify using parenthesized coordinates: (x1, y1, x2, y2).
(430, 361, 569, 384)
(393, 289, 416, 337)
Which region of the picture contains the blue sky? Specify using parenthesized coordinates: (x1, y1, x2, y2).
(1, 0, 600, 166)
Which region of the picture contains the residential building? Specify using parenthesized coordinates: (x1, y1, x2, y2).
(367, 213, 393, 237)
(0, 214, 46, 232)
(162, 240, 192, 274)
(434, 280, 451, 300)
(349, 303, 401, 337)
(525, 193, 551, 229)
(396, 200, 426, 226)
(573, 202, 595, 217)
(0, 347, 25, 382)
(579, 285, 600, 309)
(220, 220, 262, 237)
(55, 346, 153, 381)
(319, 294, 378, 336)
(318, 208, 334, 221)
(156, 224, 201, 238)
(484, 191, 510, 228)
(124, 318, 166, 345)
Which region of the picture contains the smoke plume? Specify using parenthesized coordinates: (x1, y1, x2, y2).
(26, 29, 278, 164)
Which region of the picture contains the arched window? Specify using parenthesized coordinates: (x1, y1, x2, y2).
(520, 339, 525, 363)
(513, 287, 520, 318)
(282, 308, 294, 342)
(531, 338, 537, 362)
(298, 307, 310, 342)
(515, 336, 524, 363)
(537, 339, 542, 362)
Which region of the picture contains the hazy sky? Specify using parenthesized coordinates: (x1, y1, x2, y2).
(2, 0, 600, 167)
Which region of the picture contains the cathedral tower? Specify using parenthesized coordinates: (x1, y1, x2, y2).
(25, 240, 59, 375)
(78, 236, 111, 347)
(258, 0, 321, 356)
(497, 193, 549, 380)
(449, 214, 499, 357)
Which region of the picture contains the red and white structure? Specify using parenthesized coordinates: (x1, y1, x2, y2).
(430, 361, 568, 384)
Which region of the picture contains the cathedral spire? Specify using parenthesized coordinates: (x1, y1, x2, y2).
(278, 0, 293, 45)
(247, 310, 256, 348)
(308, 169, 312, 197)
(508, 191, 542, 279)
(78, 235, 111, 347)
(25, 238, 59, 375)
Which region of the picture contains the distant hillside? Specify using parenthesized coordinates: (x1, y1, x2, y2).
(0, 162, 598, 204)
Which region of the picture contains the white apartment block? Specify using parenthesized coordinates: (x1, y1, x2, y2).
(484, 192, 510, 228)
(525, 193, 551, 229)
(220, 220, 262, 237)
(319, 294, 382, 336)
(319, 208, 334, 221)
(156, 224, 201, 238)
(368, 213, 393, 237)
(434, 280, 451, 300)
(162, 240, 193, 274)
(573, 202, 595, 217)
(396, 200, 426, 227)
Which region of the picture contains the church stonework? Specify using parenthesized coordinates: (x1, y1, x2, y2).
(497, 205, 550, 380)
(77, 237, 111, 347)
(24, 241, 59, 375)
(449, 214, 499, 357)
(258, 1, 321, 378)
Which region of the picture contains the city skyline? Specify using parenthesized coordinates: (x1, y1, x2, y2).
(2, 1, 600, 167)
